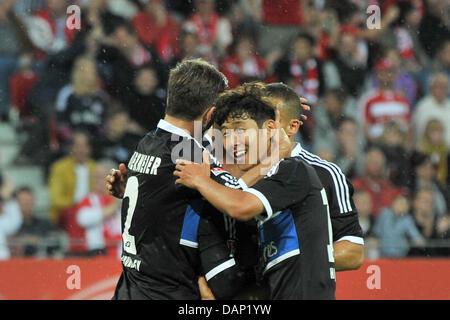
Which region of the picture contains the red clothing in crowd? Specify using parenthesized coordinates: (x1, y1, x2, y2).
(67, 193, 121, 258)
(9, 70, 39, 116)
(220, 55, 267, 88)
(132, 11, 179, 62)
(289, 58, 320, 104)
(262, 0, 303, 25)
(360, 89, 411, 139)
(188, 12, 220, 45)
(352, 177, 404, 218)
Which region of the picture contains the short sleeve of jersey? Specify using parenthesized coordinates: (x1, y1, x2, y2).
(314, 168, 364, 244)
(243, 158, 318, 221)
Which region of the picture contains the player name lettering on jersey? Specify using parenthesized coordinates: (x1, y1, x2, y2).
(121, 255, 142, 272)
(128, 152, 161, 175)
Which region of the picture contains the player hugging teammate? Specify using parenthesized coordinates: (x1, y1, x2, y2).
(107, 59, 364, 300)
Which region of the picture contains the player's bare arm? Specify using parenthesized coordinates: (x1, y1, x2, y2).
(174, 152, 264, 221)
(334, 241, 364, 271)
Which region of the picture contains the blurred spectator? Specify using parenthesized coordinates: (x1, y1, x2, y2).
(358, 58, 412, 145)
(55, 56, 108, 141)
(385, 1, 429, 75)
(132, 0, 179, 62)
(374, 194, 425, 258)
(97, 20, 168, 100)
(258, 0, 303, 56)
(352, 148, 404, 218)
(0, 0, 32, 121)
(333, 117, 365, 180)
(410, 152, 448, 217)
(418, 120, 450, 187)
(420, 40, 450, 93)
(183, 0, 232, 60)
(313, 88, 357, 156)
(0, 195, 22, 260)
(414, 73, 450, 148)
(67, 159, 121, 258)
(27, 0, 76, 58)
(48, 131, 97, 226)
(9, 187, 63, 257)
(418, 0, 450, 59)
(120, 64, 166, 132)
(0, 172, 14, 202)
(170, 27, 202, 66)
(354, 190, 375, 237)
(220, 34, 267, 88)
(93, 103, 142, 165)
(409, 188, 450, 256)
(377, 120, 413, 188)
(323, 30, 367, 97)
(274, 32, 322, 105)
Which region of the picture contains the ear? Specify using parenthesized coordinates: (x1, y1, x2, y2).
(286, 119, 301, 137)
(204, 106, 216, 123)
(265, 119, 279, 139)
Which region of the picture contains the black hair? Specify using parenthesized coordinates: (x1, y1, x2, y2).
(266, 82, 302, 121)
(212, 82, 276, 128)
(13, 186, 33, 198)
(166, 59, 228, 121)
(294, 31, 316, 46)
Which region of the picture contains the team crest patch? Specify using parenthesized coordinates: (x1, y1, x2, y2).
(211, 167, 226, 176)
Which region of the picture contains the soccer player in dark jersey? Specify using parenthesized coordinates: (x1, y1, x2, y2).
(174, 83, 336, 300)
(112, 59, 249, 300)
(264, 83, 364, 271)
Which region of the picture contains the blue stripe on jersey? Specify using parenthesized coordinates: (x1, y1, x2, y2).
(180, 205, 201, 248)
(297, 149, 352, 214)
(259, 209, 300, 273)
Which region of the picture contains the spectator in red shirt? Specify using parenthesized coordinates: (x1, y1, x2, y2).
(262, 0, 303, 26)
(352, 147, 404, 218)
(132, 0, 179, 62)
(183, 0, 232, 59)
(358, 58, 412, 146)
(220, 34, 267, 88)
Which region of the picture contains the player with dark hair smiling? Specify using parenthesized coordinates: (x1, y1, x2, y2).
(174, 82, 336, 300)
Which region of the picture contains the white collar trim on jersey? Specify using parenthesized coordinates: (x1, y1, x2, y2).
(157, 119, 194, 140)
(290, 142, 303, 157)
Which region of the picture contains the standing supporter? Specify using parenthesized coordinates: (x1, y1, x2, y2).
(68, 160, 121, 258)
(132, 0, 179, 62)
(0, 195, 22, 260)
(183, 0, 232, 59)
(220, 34, 267, 89)
(119, 64, 166, 132)
(55, 56, 108, 140)
(48, 131, 97, 226)
(352, 148, 404, 218)
(358, 58, 412, 146)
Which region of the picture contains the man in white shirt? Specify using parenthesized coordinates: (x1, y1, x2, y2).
(414, 73, 450, 147)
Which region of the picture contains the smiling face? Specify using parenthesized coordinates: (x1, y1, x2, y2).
(221, 115, 268, 172)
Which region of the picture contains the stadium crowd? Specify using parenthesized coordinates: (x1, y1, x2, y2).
(0, 0, 449, 260)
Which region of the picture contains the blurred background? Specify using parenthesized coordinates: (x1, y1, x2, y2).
(0, 0, 449, 299)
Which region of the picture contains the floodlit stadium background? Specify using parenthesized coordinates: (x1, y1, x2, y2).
(0, 0, 449, 299)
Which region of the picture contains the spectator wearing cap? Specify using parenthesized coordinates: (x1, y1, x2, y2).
(358, 58, 412, 146)
(132, 0, 179, 62)
(414, 73, 450, 148)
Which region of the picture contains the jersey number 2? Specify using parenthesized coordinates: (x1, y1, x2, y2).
(122, 176, 139, 255)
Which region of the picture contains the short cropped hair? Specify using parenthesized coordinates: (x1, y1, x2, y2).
(166, 59, 228, 121)
(265, 82, 302, 121)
